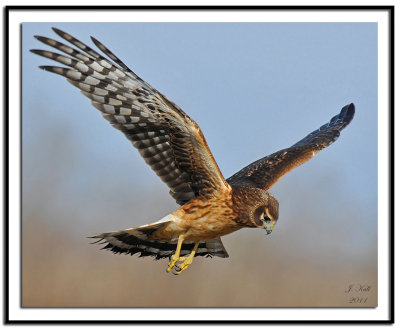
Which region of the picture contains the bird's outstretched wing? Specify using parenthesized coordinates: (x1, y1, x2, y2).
(227, 103, 355, 190)
(31, 28, 229, 205)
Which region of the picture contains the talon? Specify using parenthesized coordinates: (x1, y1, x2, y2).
(166, 238, 200, 275)
(173, 241, 200, 275)
(167, 254, 179, 272)
(176, 259, 192, 274)
(170, 263, 183, 275)
(171, 264, 180, 274)
(166, 235, 184, 273)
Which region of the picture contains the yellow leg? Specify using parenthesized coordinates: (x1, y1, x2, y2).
(167, 235, 184, 272)
(175, 241, 200, 275)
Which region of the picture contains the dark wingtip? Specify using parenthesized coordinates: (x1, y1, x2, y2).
(51, 27, 62, 34)
(87, 234, 102, 239)
(89, 238, 103, 244)
(33, 35, 48, 43)
(90, 35, 98, 43)
(339, 103, 355, 125)
(38, 65, 51, 71)
(347, 102, 355, 113)
(87, 235, 104, 244)
(51, 27, 68, 39)
(344, 103, 355, 122)
(90, 36, 102, 49)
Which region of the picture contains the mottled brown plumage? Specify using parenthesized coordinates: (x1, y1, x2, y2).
(32, 28, 355, 274)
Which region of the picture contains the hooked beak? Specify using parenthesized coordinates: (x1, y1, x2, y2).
(264, 222, 275, 235)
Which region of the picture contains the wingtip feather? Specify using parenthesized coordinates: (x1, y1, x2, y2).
(90, 35, 99, 44)
(38, 65, 50, 71)
(340, 102, 355, 125)
(51, 27, 64, 36)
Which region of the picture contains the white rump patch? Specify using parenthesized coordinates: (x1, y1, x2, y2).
(155, 214, 180, 224)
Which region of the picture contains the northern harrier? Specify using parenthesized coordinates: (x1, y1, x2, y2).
(32, 28, 355, 274)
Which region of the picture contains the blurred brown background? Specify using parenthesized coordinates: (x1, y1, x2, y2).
(22, 192, 376, 307)
(21, 126, 376, 307)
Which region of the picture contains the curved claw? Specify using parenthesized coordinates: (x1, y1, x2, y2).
(166, 258, 190, 275)
(171, 264, 181, 275)
(166, 235, 185, 272)
(173, 253, 197, 274)
(166, 239, 199, 275)
(176, 264, 190, 274)
(172, 265, 185, 275)
(167, 255, 179, 272)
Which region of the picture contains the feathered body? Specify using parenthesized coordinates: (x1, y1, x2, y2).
(32, 28, 355, 274)
(93, 186, 277, 260)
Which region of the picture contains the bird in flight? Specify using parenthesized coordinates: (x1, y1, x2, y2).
(32, 28, 355, 274)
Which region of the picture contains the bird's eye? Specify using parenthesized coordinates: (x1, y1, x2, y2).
(256, 207, 274, 226)
(262, 208, 273, 222)
(263, 214, 272, 223)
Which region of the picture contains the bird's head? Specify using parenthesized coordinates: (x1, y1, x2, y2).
(232, 186, 279, 233)
(251, 192, 279, 235)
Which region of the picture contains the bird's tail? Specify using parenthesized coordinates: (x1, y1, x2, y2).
(89, 221, 229, 260)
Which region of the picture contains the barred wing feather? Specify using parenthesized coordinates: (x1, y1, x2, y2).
(227, 103, 355, 190)
(32, 28, 229, 205)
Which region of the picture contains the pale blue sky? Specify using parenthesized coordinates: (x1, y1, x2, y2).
(22, 22, 377, 256)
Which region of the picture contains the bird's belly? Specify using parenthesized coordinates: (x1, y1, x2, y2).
(183, 217, 241, 241)
(154, 214, 240, 242)
(153, 196, 240, 242)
